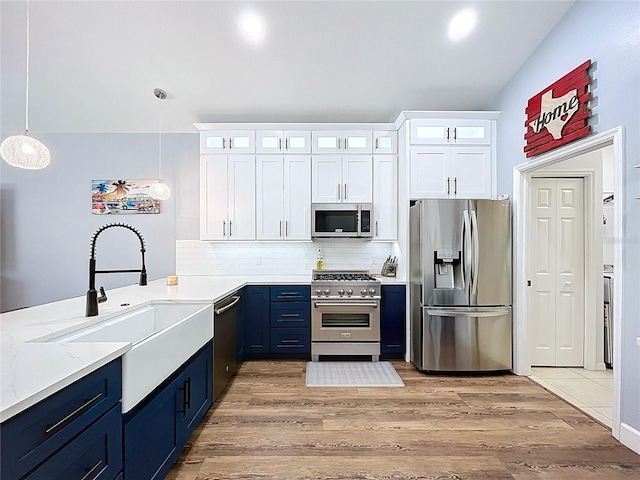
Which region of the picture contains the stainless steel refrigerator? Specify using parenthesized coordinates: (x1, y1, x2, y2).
(410, 199, 512, 372)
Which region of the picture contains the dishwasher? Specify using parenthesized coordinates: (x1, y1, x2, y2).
(213, 292, 241, 400)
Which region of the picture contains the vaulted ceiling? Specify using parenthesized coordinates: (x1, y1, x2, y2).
(0, 1, 574, 134)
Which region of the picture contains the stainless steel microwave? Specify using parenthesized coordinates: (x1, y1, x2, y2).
(311, 203, 373, 238)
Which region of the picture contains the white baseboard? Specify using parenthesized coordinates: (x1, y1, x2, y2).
(619, 422, 640, 455)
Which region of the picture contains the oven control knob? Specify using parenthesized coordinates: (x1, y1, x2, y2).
(323, 289, 330, 296)
(368, 288, 376, 296)
(360, 289, 367, 296)
(337, 289, 345, 296)
(346, 289, 353, 296)
(314, 289, 323, 296)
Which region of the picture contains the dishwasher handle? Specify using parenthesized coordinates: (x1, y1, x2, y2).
(214, 295, 240, 315)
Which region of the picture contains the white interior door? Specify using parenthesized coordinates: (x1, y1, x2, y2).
(529, 177, 585, 366)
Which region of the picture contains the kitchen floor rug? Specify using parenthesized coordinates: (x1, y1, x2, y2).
(305, 361, 404, 387)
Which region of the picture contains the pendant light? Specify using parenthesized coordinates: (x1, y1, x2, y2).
(149, 88, 170, 200)
(0, 0, 50, 170)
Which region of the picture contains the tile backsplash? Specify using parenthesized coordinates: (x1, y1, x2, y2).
(176, 240, 396, 276)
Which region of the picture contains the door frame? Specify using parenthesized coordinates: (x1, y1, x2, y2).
(527, 175, 589, 368)
(513, 126, 624, 440)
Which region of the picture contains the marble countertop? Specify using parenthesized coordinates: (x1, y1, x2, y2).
(0, 274, 312, 422)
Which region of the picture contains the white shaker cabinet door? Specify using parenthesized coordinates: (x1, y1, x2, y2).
(373, 155, 397, 240)
(227, 155, 256, 240)
(283, 156, 311, 240)
(312, 156, 342, 202)
(200, 155, 229, 240)
(343, 156, 373, 203)
(409, 147, 450, 198)
(256, 156, 285, 240)
(450, 147, 492, 198)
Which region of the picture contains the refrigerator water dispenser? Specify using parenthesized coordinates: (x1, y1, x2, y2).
(434, 249, 459, 289)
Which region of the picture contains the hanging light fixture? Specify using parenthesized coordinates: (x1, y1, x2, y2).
(0, 0, 50, 170)
(149, 88, 170, 200)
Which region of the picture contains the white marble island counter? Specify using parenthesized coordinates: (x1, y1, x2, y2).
(0, 275, 311, 422)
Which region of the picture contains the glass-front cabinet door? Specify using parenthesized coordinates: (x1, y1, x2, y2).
(312, 131, 372, 154)
(410, 119, 491, 146)
(256, 131, 311, 154)
(373, 131, 398, 154)
(200, 130, 255, 154)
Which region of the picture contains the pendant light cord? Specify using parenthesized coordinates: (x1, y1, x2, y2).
(158, 92, 163, 179)
(25, 0, 31, 134)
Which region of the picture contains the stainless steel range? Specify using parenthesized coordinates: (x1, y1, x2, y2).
(311, 269, 381, 361)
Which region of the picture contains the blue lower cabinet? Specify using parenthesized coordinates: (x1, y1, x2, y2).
(123, 343, 212, 480)
(243, 286, 270, 355)
(270, 302, 310, 328)
(1, 359, 122, 480)
(381, 285, 406, 358)
(25, 405, 122, 480)
(270, 328, 311, 354)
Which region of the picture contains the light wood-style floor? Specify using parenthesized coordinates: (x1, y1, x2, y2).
(166, 360, 640, 479)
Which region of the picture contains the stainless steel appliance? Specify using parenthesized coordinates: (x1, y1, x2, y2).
(410, 199, 512, 372)
(311, 270, 381, 361)
(312, 203, 373, 238)
(213, 292, 241, 400)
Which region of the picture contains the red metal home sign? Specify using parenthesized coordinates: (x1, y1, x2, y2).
(524, 60, 592, 157)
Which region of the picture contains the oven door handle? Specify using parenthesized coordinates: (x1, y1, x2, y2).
(314, 302, 378, 308)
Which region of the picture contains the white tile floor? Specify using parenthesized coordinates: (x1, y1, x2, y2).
(529, 367, 614, 428)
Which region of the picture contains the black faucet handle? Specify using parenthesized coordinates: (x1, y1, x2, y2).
(98, 286, 108, 304)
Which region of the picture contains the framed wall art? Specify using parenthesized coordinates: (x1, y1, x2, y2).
(91, 179, 161, 215)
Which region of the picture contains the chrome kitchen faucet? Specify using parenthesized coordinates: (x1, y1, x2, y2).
(86, 223, 147, 316)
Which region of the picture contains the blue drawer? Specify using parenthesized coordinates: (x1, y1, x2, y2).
(270, 328, 310, 354)
(270, 302, 310, 328)
(1, 359, 122, 480)
(270, 286, 310, 301)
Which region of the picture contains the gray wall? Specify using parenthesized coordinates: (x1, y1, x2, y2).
(0, 133, 197, 312)
(492, 1, 639, 430)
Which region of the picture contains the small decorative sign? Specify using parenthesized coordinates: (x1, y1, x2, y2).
(524, 60, 592, 157)
(91, 179, 161, 215)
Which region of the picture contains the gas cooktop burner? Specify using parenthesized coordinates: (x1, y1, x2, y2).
(313, 271, 377, 282)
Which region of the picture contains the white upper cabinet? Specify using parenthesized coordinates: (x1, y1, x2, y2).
(256, 155, 311, 240)
(311, 156, 373, 203)
(410, 119, 491, 145)
(312, 131, 373, 154)
(256, 131, 311, 154)
(200, 130, 256, 154)
(373, 155, 397, 240)
(200, 155, 256, 240)
(410, 147, 491, 199)
(373, 131, 398, 154)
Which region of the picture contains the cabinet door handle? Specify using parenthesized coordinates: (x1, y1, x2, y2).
(281, 313, 300, 318)
(446, 127, 450, 141)
(453, 127, 457, 141)
(44, 393, 103, 435)
(179, 384, 187, 417)
(229, 221, 232, 237)
(447, 177, 451, 195)
(337, 138, 341, 150)
(223, 221, 226, 236)
(285, 220, 288, 237)
(279, 220, 282, 237)
(279, 138, 282, 151)
(229, 137, 233, 149)
(337, 183, 341, 200)
(80, 460, 103, 480)
(185, 377, 191, 410)
(281, 339, 300, 344)
(285, 138, 289, 150)
(344, 184, 347, 200)
(375, 138, 379, 150)
(376, 220, 379, 237)
(454, 177, 457, 195)
(222, 138, 226, 149)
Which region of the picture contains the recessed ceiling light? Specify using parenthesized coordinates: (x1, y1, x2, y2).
(448, 8, 478, 42)
(241, 13, 265, 40)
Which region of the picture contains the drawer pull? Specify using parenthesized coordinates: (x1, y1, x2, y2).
(279, 292, 300, 296)
(280, 313, 300, 318)
(80, 460, 103, 480)
(44, 393, 103, 435)
(281, 339, 300, 344)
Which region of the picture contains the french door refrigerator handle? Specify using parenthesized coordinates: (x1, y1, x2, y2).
(463, 209, 472, 295)
(470, 209, 480, 296)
